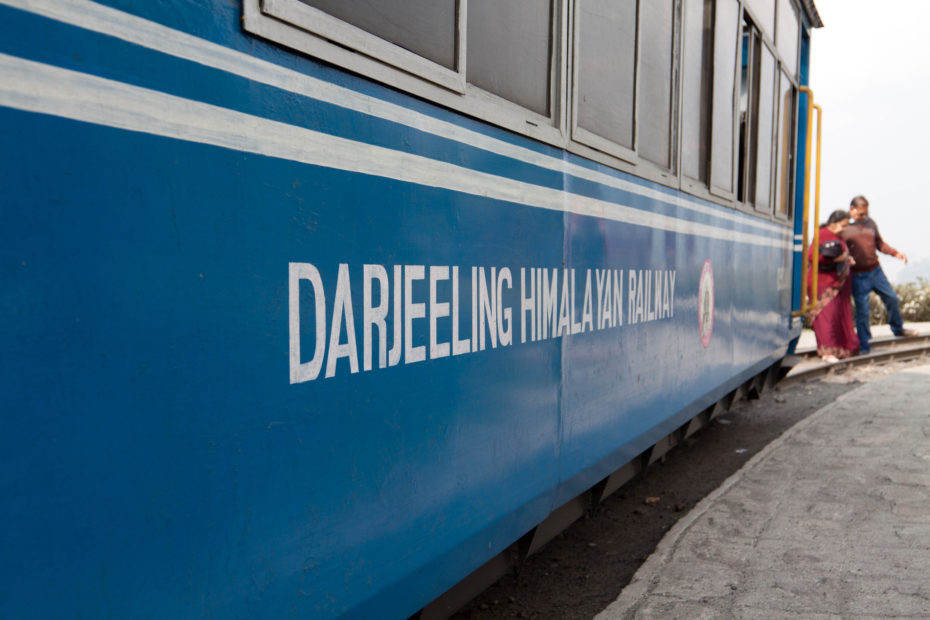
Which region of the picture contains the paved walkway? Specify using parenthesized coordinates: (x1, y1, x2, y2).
(597, 364, 930, 619)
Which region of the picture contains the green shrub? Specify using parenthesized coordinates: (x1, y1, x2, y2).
(864, 277, 930, 325)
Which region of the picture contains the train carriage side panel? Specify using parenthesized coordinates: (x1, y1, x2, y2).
(0, 0, 814, 617)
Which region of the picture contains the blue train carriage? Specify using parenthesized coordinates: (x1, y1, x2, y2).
(0, 0, 822, 617)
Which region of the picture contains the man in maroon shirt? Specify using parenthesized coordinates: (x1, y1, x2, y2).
(841, 195, 917, 353)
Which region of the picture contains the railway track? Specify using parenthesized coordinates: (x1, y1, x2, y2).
(784, 333, 930, 384)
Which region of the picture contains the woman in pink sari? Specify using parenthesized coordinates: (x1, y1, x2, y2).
(808, 209, 859, 362)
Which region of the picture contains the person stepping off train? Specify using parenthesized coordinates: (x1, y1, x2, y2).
(842, 195, 919, 354)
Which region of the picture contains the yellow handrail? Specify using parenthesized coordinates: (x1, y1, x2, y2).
(793, 87, 822, 317)
(811, 103, 823, 309)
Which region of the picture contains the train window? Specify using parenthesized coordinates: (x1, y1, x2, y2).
(737, 20, 760, 204)
(573, 0, 638, 156)
(680, 0, 713, 184)
(296, 0, 457, 70)
(467, 0, 553, 116)
(249, 0, 561, 132)
(776, 0, 799, 74)
(754, 44, 777, 211)
(736, 16, 777, 212)
(709, 0, 740, 196)
(637, 0, 675, 169)
(258, 0, 463, 92)
(248, 0, 811, 195)
(774, 70, 796, 217)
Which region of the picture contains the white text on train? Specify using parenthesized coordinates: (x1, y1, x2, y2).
(288, 263, 676, 383)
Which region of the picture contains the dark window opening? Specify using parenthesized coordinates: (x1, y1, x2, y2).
(737, 17, 763, 205)
(681, 0, 714, 183)
(709, 0, 740, 195)
(638, 0, 676, 168)
(775, 70, 796, 217)
(299, 0, 458, 69)
(466, 0, 553, 115)
(575, 0, 638, 151)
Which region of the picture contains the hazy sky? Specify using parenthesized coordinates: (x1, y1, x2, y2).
(809, 0, 930, 280)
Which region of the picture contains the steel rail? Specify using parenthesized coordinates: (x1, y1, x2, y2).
(783, 340, 930, 385)
(794, 334, 930, 360)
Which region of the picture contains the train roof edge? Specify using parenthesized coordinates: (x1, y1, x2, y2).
(801, 0, 824, 28)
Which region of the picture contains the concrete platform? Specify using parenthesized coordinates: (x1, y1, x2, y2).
(796, 321, 930, 352)
(596, 364, 930, 619)
(790, 322, 930, 379)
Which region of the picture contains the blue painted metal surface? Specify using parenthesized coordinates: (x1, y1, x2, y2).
(0, 1, 803, 617)
(792, 30, 814, 316)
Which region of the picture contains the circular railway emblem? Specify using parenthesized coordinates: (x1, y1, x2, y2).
(698, 259, 715, 348)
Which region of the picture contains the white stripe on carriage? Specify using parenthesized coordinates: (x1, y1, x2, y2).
(794, 244, 804, 251)
(0, 54, 790, 248)
(3, 0, 791, 240)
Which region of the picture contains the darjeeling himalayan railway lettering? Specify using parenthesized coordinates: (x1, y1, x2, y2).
(289, 263, 677, 383)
